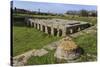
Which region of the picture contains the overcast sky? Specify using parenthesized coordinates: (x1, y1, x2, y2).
(13, 1, 97, 14)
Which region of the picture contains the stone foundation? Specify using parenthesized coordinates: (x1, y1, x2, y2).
(25, 18, 90, 36)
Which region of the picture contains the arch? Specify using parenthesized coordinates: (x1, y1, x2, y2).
(36, 23, 37, 29)
(75, 26, 79, 32)
(70, 28, 73, 34)
(80, 24, 85, 30)
(72, 26, 78, 33)
(32, 22, 34, 27)
(87, 24, 90, 28)
(42, 25, 45, 32)
(59, 29, 62, 36)
(53, 28, 58, 36)
(83, 24, 90, 29)
(78, 27, 81, 31)
(80, 26, 84, 30)
(66, 27, 70, 34)
(47, 26, 51, 35)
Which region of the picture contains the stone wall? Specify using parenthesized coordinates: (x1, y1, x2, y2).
(25, 18, 90, 36)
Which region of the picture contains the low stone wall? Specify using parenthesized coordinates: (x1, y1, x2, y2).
(25, 18, 90, 36)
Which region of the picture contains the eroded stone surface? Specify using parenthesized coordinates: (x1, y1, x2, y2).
(13, 49, 36, 66)
(33, 49, 48, 57)
(54, 37, 81, 60)
(70, 25, 96, 38)
(43, 41, 60, 50)
(26, 18, 90, 36)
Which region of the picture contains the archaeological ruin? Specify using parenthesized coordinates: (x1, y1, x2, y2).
(25, 18, 91, 36)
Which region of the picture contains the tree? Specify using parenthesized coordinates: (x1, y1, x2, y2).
(79, 10, 88, 17)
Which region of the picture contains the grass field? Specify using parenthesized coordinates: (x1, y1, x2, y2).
(26, 50, 56, 65)
(26, 31, 97, 65)
(13, 14, 97, 64)
(13, 25, 61, 56)
(73, 32, 97, 62)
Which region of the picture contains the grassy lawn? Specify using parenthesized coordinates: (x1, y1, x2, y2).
(73, 32, 97, 62)
(26, 31, 97, 65)
(13, 14, 97, 64)
(13, 25, 61, 56)
(26, 50, 56, 65)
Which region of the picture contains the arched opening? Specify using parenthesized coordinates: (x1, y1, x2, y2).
(32, 22, 34, 27)
(80, 26, 84, 30)
(42, 25, 45, 32)
(86, 24, 90, 28)
(36, 23, 37, 29)
(47, 26, 51, 35)
(78, 27, 81, 31)
(66, 27, 70, 34)
(70, 28, 73, 34)
(59, 29, 62, 36)
(83, 24, 90, 29)
(79, 24, 85, 30)
(76, 26, 79, 32)
(72, 26, 78, 33)
(54, 28, 58, 36)
(84, 24, 88, 28)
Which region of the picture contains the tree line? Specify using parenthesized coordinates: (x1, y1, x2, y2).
(65, 10, 97, 17)
(13, 7, 97, 17)
(13, 7, 61, 16)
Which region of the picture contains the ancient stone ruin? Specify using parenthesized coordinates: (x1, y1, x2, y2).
(25, 18, 90, 36)
(54, 37, 82, 61)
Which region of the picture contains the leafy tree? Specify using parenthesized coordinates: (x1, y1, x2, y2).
(79, 10, 88, 17)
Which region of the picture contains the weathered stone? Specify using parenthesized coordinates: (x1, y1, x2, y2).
(17, 55, 25, 62)
(54, 37, 81, 60)
(43, 44, 56, 50)
(26, 18, 90, 36)
(70, 25, 96, 38)
(33, 49, 48, 57)
(13, 49, 36, 66)
(43, 41, 60, 50)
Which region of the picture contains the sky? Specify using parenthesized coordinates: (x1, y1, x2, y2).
(13, 1, 97, 14)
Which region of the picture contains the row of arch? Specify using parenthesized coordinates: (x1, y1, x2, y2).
(26, 20, 63, 36)
(26, 20, 90, 36)
(66, 24, 90, 34)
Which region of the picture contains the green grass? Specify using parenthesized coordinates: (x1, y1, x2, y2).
(74, 32, 97, 55)
(13, 25, 61, 56)
(26, 50, 69, 65)
(73, 32, 97, 62)
(26, 50, 56, 65)
(13, 13, 97, 64)
(26, 31, 97, 65)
